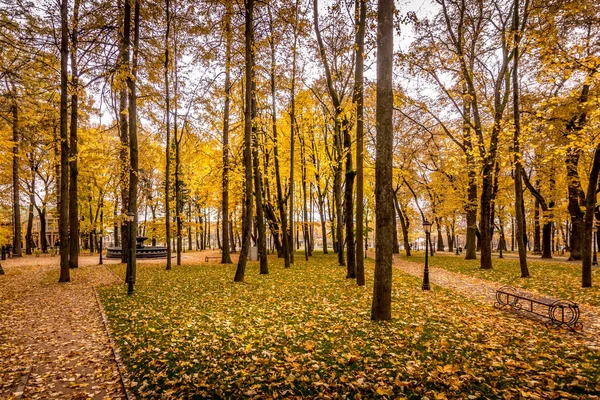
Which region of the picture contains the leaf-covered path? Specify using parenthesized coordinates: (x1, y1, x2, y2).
(0, 256, 127, 399)
(388, 254, 600, 350)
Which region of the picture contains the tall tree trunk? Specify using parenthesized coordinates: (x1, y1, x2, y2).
(11, 101, 22, 257)
(582, 146, 600, 287)
(392, 203, 399, 254)
(288, 0, 299, 265)
(313, 0, 345, 266)
(394, 195, 411, 257)
(251, 86, 268, 274)
(26, 158, 35, 255)
(89, 198, 94, 253)
(268, 5, 289, 268)
(119, 0, 131, 265)
(533, 198, 541, 254)
(463, 96, 477, 260)
(566, 149, 584, 261)
(128, 0, 140, 284)
(230, 219, 235, 253)
(334, 129, 344, 265)
(327, 192, 336, 252)
(39, 207, 47, 252)
(343, 121, 356, 276)
(436, 219, 444, 251)
(371, 0, 393, 321)
(69, 0, 80, 269)
(318, 192, 328, 254)
(26, 198, 33, 255)
(300, 137, 310, 261)
(221, 2, 233, 264)
(512, 0, 529, 277)
(354, 0, 366, 286)
(565, 79, 591, 261)
(234, 0, 254, 282)
(59, 0, 69, 282)
(188, 201, 192, 251)
(446, 222, 454, 253)
(113, 196, 119, 246)
(216, 212, 221, 249)
(164, 0, 172, 270)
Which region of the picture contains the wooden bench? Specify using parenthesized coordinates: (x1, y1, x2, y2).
(205, 256, 221, 262)
(494, 285, 582, 331)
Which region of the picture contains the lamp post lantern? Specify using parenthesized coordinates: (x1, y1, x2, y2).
(422, 220, 432, 291)
(126, 211, 135, 295)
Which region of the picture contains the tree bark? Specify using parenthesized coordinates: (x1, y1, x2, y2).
(582, 148, 600, 287)
(313, 0, 345, 266)
(354, 0, 367, 285)
(164, 0, 172, 270)
(221, 2, 233, 264)
(394, 194, 411, 257)
(11, 102, 22, 257)
(128, 0, 140, 284)
(288, 0, 299, 265)
(392, 202, 399, 254)
(59, 0, 70, 282)
(234, 0, 254, 282)
(69, 0, 80, 269)
(119, 0, 131, 265)
(512, 0, 529, 277)
(343, 123, 356, 276)
(533, 198, 541, 254)
(300, 136, 310, 262)
(371, 0, 394, 321)
(25, 170, 34, 255)
(251, 78, 268, 274)
(268, 5, 289, 268)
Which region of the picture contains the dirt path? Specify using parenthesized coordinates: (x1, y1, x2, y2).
(388, 254, 600, 350)
(0, 250, 235, 399)
(0, 256, 126, 399)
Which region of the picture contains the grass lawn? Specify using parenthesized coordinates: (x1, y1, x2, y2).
(398, 253, 600, 307)
(99, 253, 600, 399)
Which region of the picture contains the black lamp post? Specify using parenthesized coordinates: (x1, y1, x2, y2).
(593, 230, 598, 266)
(126, 211, 135, 295)
(422, 220, 432, 291)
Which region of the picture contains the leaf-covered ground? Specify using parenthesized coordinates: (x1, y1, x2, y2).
(99, 253, 600, 399)
(398, 253, 600, 307)
(0, 256, 126, 399)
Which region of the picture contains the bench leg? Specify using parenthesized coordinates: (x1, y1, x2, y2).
(547, 301, 582, 332)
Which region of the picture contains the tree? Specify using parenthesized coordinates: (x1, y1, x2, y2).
(354, 0, 367, 286)
(221, 1, 233, 265)
(164, 0, 172, 271)
(267, 3, 289, 268)
(68, 0, 80, 269)
(59, 0, 70, 283)
(128, 0, 140, 283)
(371, 0, 393, 321)
(313, 0, 355, 269)
(234, 0, 254, 283)
(512, 0, 529, 278)
(11, 87, 21, 257)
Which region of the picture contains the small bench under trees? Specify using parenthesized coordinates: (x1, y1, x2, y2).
(205, 256, 221, 262)
(494, 285, 582, 331)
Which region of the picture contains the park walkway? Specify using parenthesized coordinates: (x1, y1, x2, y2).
(0, 256, 126, 400)
(389, 254, 600, 350)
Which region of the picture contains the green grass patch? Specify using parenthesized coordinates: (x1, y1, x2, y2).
(400, 253, 600, 307)
(99, 254, 600, 398)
